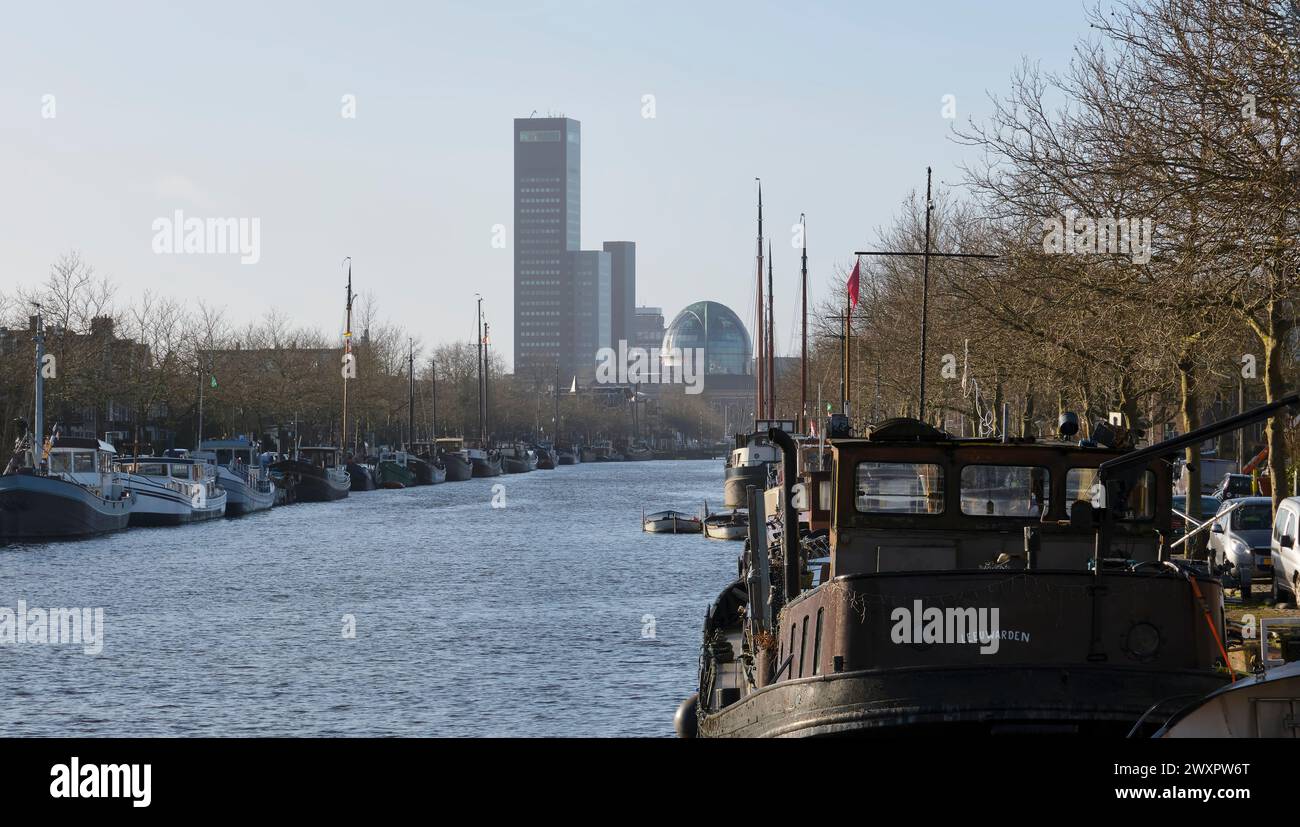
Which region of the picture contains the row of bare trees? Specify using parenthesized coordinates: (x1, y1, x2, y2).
(0, 253, 720, 456)
(781, 0, 1298, 515)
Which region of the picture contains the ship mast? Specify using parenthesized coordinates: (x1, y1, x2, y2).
(431, 358, 438, 439)
(800, 214, 808, 433)
(754, 179, 764, 423)
(32, 304, 44, 469)
(407, 339, 414, 450)
(342, 258, 353, 452)
(767, 239, 775, 420)
(476, 295, 486, 446)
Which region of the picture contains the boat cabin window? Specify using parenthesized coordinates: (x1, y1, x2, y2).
(1065, 468, 1155, 520)
(959, 465, 1049, 517)
(72, 451, 95, 473)
(854, 462, 944, 514)
(130, 462, 168, 476)
(49, 453, 72, 474)
(215, 449, 235, 465)
(171, 464, 189, 480)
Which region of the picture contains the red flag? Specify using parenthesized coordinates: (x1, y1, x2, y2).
(847, 258, 860, 310)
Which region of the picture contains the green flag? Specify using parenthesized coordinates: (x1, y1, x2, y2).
(210, 375, 217, 389)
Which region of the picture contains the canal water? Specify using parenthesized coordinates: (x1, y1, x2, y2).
(0, 460, 735, 736)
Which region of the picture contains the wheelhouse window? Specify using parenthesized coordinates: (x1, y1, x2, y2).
(49, 453, 72, 474)
(855, 462, 944, 514)
(1065, 468, 1155, 520)
(72, 451, 95, 473)
(959, 465, 1049, 517)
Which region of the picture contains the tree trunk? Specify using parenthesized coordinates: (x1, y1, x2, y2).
(1263, 328, 1288, 514)
(1178, 356, 1203, 557)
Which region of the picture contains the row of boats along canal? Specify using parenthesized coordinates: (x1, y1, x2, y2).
(0, 428, 581, 542)
(666, 404, 1300, 738)
(0, 298, 605, 542)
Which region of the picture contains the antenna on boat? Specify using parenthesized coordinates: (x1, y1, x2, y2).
(855, 168, 998, 423)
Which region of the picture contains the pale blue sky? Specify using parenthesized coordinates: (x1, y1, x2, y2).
(0, 1, 1094, 367)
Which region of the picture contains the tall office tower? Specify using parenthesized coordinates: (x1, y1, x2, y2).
(602, 241, 636, 349)
(569, 250, 611, 383)
(514, 117, 580, 381)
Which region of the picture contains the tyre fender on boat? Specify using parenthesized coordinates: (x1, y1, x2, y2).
(674, 693, 698, 738)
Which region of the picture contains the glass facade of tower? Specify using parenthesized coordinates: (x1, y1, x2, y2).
(569, 250, 612, 383)
(514, 118, 580, 380)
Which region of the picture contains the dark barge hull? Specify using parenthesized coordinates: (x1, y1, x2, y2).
(443, 454, 473, 481)
(130, 505, 225, 527)
(346, 463, 376, 491)
(0, 476, 132, 541)
(699, 664, 1229, 737)
(723, 465, 767, 508)
(471, 456, 502, 478)
(502, 457, 530, 474)
(272, 462, 350, 502)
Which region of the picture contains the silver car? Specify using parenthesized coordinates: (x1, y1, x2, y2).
(1207, 496, 1275, 599)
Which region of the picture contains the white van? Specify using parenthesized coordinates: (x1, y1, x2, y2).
(1271, 496, 1300, 603)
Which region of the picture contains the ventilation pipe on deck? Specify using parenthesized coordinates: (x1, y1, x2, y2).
(769, 428, 801, 606)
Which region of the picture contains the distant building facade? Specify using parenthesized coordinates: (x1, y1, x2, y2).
(633, 306, 665, 352)
(569, 249, 611, 383)
(603, 241, 635, 348)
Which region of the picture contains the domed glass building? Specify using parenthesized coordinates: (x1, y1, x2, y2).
(661, 300, 752, 376)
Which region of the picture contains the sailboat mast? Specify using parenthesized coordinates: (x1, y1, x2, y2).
(476, 296, 485, 445)
(407, 339, 414, 449)
(754, 179, 764, 422)
(759, 239, 769, 418)
(554, 361, 560, 442)
(33, 305, 44, 468)
(800, 214, 808, 433)
(342, 259, 353, 452)
(918, 166, 933, 419)
(484, 322, 491, 442)
(431, 358, 438, 439)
